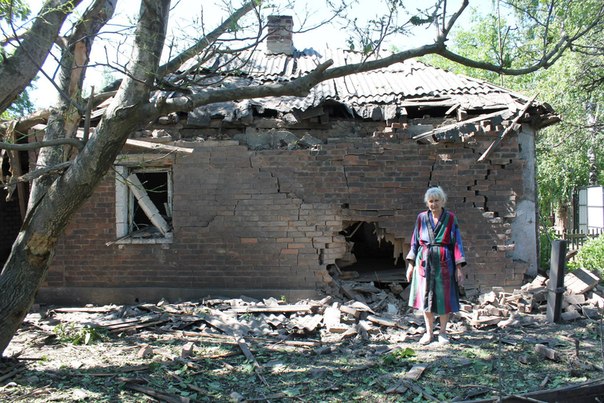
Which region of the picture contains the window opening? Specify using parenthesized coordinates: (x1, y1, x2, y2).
(115, 165, 173, 244)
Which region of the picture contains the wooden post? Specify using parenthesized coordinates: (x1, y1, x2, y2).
(126, 173, 171, 235)
(547, 240, 567, 323)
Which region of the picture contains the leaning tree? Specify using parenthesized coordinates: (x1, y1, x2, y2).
(0, 0, 602, 355)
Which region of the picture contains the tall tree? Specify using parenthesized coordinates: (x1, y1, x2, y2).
(0, 0, 603, 355)
(421, 0, 604, 231)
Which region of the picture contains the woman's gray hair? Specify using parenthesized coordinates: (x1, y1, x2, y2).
(424, 186, 447, 206)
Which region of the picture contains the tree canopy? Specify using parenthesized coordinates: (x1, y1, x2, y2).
(422, 0, 604, 229)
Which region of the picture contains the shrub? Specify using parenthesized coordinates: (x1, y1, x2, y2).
(539, 226, 556, 270)
(53, 323, 107, 345)
(567, 235, 604, 278)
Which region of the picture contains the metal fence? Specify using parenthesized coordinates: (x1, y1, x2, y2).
(556, 228, 604, 256)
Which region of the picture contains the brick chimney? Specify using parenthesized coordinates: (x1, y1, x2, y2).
(266, 15, 294, 55)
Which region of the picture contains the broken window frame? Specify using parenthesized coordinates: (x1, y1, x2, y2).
(114, 154, 174, 244)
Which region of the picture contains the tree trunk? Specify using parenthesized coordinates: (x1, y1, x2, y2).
(0, 0, 84, 115)
(0, 0, 170, 357)
(29, 0, 117, 208)
(554, 203, 569, 234)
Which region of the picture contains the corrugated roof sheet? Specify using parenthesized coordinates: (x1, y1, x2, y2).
(177, 47, 529, 120)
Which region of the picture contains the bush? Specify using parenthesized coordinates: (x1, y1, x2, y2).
(539, 226, 556, 270)
(567, 235, 604, 278)
(53, 323, 107, 345)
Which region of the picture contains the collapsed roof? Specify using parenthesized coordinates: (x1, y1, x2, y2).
(166, 46, 557, 129)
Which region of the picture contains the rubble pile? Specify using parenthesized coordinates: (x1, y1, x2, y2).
(18, 267, 600, 348)
(3, 267, 604, 402)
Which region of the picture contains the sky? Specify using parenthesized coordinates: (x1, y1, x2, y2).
(25, 0, 485, 109)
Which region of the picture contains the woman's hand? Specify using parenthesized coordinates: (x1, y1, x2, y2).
(406, 264, 414, 282)
(456, 265, 464, 286)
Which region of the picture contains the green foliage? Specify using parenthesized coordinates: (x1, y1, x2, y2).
(53, 323, 108, 345)
(2, 88, 35, 118)
(567, 235, 604, 277)
(422, 1, 604, 221)
(539, 225, 557, 270)
(382, 346, 416, 365)
(0, 0, 30, 65)
(0, 0, 29, 21)
(409, 15, 434, 26)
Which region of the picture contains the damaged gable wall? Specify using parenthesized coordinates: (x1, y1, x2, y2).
(41, 117, 537, 304)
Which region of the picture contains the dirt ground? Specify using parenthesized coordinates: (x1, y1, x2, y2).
(1, 296, 604, 403)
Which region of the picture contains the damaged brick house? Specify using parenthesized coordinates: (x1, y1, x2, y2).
(6, 16, 559, 304)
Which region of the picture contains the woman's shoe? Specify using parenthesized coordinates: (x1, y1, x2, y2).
(419, 333, 433, 345)
(438, 334, 450, 344)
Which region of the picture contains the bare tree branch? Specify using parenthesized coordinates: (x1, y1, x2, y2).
(156, 0, 259, 78)
(156, 42, 442, 113)
(438, 0, 468, 41)
(438, 34, 571, 74)
(2, 161, 72, 187)
(28, 0, 117, 210)
(0, 138, 84, 152)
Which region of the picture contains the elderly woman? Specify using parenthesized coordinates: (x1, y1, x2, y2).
(406, 186, 466, 345)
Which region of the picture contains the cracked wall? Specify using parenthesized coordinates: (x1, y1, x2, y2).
(43, 128, 538, 304)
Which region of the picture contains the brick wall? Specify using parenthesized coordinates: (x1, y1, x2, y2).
(43, 130, 536, 304)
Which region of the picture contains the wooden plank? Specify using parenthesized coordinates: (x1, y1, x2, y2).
(125, 138, 194, 154)
(328, 324, 352, 334)
(547, 240, 566, 323)
(534, 343, 559, 361)
(229, 305, 312, 314)
(108, 319, 168, 333)
(413, 110, 509, 141)
(404, 364, 428, 381)
(565, 268, 600, 295)
(125, 382, 190, 403)
(464, 377, 604, 402)
(126, 173, 171, 235)
(54, 306, 116, 313)
(477, 94, 538, 161)
(366, 314, 399, 328)
(323, 306, 341, 330)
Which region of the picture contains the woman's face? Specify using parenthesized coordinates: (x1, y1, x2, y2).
(426, 196, 443, 213)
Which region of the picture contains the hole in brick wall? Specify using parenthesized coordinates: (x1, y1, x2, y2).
(336, 222, 404, 278)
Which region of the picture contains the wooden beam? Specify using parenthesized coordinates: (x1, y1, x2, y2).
(413, 110, 510, 142)
(126, 173, 171, 235)
(477, 94, 538, 162)
(76, 129, 193, 154)
(229, 305, 313, 314)
(6, 123, 27, 220)
(125, 139, 194, 154)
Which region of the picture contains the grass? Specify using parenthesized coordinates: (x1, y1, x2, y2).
(3, 308, 604, 402)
